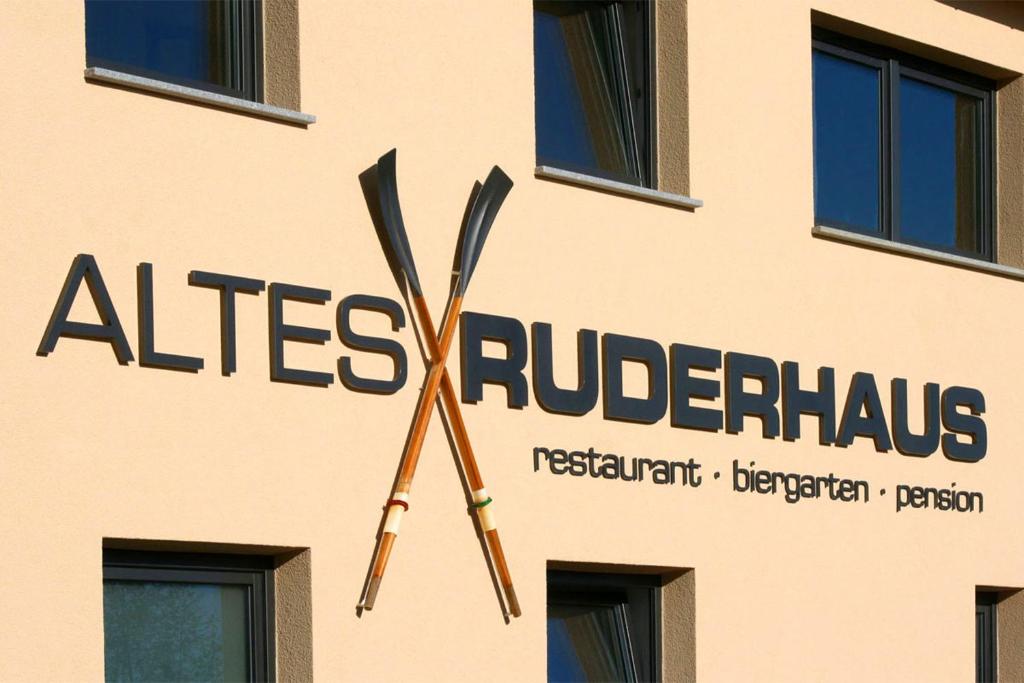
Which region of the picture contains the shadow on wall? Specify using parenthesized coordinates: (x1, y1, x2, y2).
(938, 2, 1024, 31)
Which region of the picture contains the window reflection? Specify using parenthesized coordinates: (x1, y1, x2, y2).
(812, 32, 992, 260)
(85, 0, 250, 98)
(812, 50, 882, 232)
(899, 77, 981, 252)
(534, 2, 648, 186)
(548, 602, 636, 682)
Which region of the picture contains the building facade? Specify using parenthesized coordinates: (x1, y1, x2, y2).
(2, 0, 1023, 680)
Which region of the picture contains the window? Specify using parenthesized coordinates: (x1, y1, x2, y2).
(976, 591, 997, 683)
(85, 0, 262, 101)
(534, 1, 653, 187)
(974, 588, 1024, 683)
(103, 549, 274, 682)
(547, 570, 660, 682)
(812, 29, 994, 260)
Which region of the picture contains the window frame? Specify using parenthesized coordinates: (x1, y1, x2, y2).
(812, 28, 996, 262)
(533, 0, 657, 189)
(102, 549, 276, 683)
(547, 569, 662, 682)
(976, 591, 998, 683)
(85, 0, 264, 103)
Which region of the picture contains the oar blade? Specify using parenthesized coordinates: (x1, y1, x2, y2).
(377, 149, 423, 297)
(457, 166, 513, 296)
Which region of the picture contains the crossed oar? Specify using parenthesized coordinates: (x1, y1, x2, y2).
(359, 149, 521, 618)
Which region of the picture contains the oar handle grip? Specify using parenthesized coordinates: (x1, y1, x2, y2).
(363, 576, 382, 610)
(383, 496, 409, 534)
(471, 489, 496, 530)
(479, 503, 521, 619)
(505, 583, 522, 618)
(363, 523, 400, 610)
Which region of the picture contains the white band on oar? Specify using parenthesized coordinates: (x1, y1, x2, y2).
(383, 492, 410, 535)
(471, 488, 497, 532)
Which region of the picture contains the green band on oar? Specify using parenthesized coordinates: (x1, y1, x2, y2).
(471, 497, 493, 509)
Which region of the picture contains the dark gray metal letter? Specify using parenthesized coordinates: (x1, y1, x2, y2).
(269, 283, 334, 387)
(37, 253, 134, 364)
(137, 263, 203, 372)
(670, 343, 723, 432)
(460, 311, 528, 408)
(337, 294, 408, 395)
(941, 386, 987, 462)
(602, 333, 668, 424)
(188, 270, 266, 376)
(532, 323, 598, 416)
(891, 378, 940, 457)
(837, 372, 892, 451)
(781, 362, 836, 444)
(725, 352, 780, 438)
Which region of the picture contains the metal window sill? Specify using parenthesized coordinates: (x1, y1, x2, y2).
(84, 67, 316, 126)
(812, 225, 1024, 280)
(535, 166, 703, 210)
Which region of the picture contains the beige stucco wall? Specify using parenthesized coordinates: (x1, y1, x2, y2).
(663, 570, 696, 682)
(276, 549, 313, 682)
(656, 0, 689, 196)
(1, 1, 1023, 681)
(998, 589, 1024, 681)
(263, 0, 302, 111)
(998, 76, 1024, 268)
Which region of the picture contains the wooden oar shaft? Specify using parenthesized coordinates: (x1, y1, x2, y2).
(485, 530, 521, 617)
(362, 294, 463, 609)
(438, 372, 483, 485)
(396, 295, 463, 490)
(414, 295, 521, 619)
(414, 296, 484, 488)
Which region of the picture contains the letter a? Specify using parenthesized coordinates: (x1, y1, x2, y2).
(37, 254, 134, 364)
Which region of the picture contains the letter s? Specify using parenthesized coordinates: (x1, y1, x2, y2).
(337, 294, 407, 394)
(941, 386, 986, 462)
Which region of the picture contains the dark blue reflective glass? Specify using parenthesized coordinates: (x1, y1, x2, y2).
(548, 603, 634, 682)
(899, 77, 981, 253)
(534, 2, 647, 185)
(534, 10, 599, 172)
(813, 50, 882, 232)
(85, 0, 254, 98)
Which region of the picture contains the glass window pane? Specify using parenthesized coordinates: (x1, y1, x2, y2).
(899, 76, 981, 253)
(548, 602, 634, 682)
(103, 580, 250, 683)
(617, 2, 649, 178)
(813, 50, 882, 232)
(85, 0, 240, 92)
(534, 4, 641, 183)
